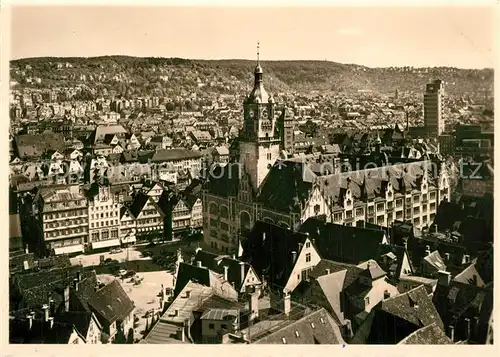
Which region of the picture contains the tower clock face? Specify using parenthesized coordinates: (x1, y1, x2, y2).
(248, 109, 255, 119)
(262, 110, 269, 120)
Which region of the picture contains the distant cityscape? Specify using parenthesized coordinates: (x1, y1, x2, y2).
(8, 43, 494, 345)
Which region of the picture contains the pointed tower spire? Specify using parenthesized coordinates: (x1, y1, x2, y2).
(257, 41, 260, 64)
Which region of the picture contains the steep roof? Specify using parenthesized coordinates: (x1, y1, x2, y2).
(299, 217, 386, 265)
(242, 221, 309, 290)
(381, 285, 443, 330)
(398, 322, 453, 344)
(87, 279, 135, 324)
(254, 308, 345, 345)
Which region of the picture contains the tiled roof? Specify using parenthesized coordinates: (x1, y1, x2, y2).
(151, 148, 202, 162)
(242, 221, 309, 289)
(87, 279, 135, 324)
(299, 217, 386, 265)
(254, 308, 345, 345)
(381, 285, 443, 330)
(200, 308, 238, 321)
(398, 322, 453, 344)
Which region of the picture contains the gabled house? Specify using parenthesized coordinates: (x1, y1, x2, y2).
(173, 262, 239, 302)
(352, 285, 444, 344)
(432, 271, 493, 344)
(119, 206, 137, 246)
(87, 279, 135, 343)
(128, 192, 164, 242)
(299, 217, 388, 265)
(193, 249, 261, 296)
(241, 221, 321, 311)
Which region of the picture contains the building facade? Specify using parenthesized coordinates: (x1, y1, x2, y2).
(34, 185, 88, 255)
(87, 184, 121, 251)
(202, 63, 451, 255)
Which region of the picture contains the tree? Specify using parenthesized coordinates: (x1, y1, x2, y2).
(300, 119, 318, 138)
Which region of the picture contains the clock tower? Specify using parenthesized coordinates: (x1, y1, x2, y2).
(239, 43, 283, 192)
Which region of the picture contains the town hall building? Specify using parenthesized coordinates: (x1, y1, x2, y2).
(202, 54, 451, 254)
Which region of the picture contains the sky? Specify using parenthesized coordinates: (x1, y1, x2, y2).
(9, 5, 495, 68)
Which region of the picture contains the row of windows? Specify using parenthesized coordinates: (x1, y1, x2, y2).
(89, 204, 119, 211)
(91, 211, 119, 219)
(331, 199, 440, 222)
(45, 218, 87, 228)
(91, 229, 119, 241)
(138, 218, 162, 225)
(91, 219, 119, 228)
(46, 227, 87, 238)
(44, 210, 87, 219)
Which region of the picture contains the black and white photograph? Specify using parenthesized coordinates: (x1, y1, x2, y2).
(4, 2, 496, 346)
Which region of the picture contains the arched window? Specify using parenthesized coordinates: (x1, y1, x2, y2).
(278, 221, 290, 229)
(240, 211, 252, 233)
(209, 202, 218, 215)
(220, 205, 229, 219)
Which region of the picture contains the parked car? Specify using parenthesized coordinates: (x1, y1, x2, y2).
(110, 248, 123, 254)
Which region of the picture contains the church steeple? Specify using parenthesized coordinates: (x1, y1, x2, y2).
(254, 41, 263, 84)
(246, 41, 268, 104)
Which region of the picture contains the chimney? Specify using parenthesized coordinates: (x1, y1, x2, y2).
(42, 304, 49, 322)
(249, 286, 260, 321)
(64, 284, 70, 312)
(325, 268, 331, 275)
(185, 290, 191, 298)
(448, 325, 455, 342)
(445, 253, 450, 262)
(223, 265, 229, 281)
(197, 260, 202, 268)
(291, 251, 297, 265)
(240, 262, 245, 285)
(311, 238, 316, 245)
(465, 318, 471, 341)
(176, 328, 185, 342)
(48, 317, 54, 329)
(384, 290, 390, 299)
(49, 297, 56, 316)
(298, 243, 303, 252)
(425, 245, 431, 256)
(77, 271, 82, 282)
(25, 245, 29, 254)
(283, 290, 291, 317)
(473, 316, 480, 339)
(343, 319, 353, 339)
(438, 270, 451, 287)
(73, 278, 79, 291)
(435, 224, 439, 233)
(26, 314, 33, 330)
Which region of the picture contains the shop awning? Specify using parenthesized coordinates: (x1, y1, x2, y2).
(91, 239, 121, 249)
(54, 244, 84, 255)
